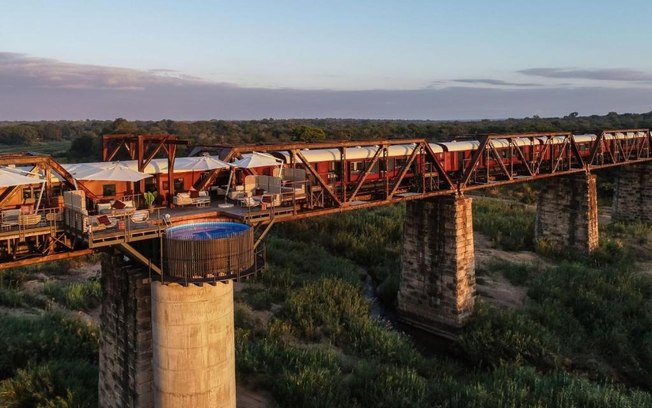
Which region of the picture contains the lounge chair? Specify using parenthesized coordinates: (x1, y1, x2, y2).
(130, 210, 150, 224)
(1, 209, 21, 229)
(87, 215, 118, 232)
(18, 214, 42, 227)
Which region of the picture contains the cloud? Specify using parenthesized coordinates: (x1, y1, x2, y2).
(520, 67, 652, 82)
(452, 78, 541, 87)
(1, 52, 652, 120)
(0, 52, 211, 91)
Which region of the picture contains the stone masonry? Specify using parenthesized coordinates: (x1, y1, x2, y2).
(535, 173, 598, 253)
(612, 163, 652, 223)
(397, 195, 476, 334)
(99, 251, 153, 408)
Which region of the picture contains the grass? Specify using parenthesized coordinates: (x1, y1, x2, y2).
(0, 140, 71, 158)
(472, 197, 536, 251)
(0, 312, 98, 379)
(42, 280, 102, 311)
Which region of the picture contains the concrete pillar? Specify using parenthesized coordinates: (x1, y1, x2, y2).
(612, 163, 652, 223)
(99, 252, 153, 408)
(535, 173, 599, 253)
(151, 281, 236, 408)
(397, 195, 476, 335)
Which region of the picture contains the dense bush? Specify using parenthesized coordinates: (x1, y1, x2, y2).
(526, 261, 652, 387)
(285, 278, 370, 340)
(0, 359, 98, 408)
(0, 312, 99, 379)
(461, 303, 561, 369)
(275, 205, 404, 305)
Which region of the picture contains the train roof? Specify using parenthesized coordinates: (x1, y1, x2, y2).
(274, 143, 444, 163)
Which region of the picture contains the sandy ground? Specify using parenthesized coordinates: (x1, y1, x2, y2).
(473, 232, 548, 310)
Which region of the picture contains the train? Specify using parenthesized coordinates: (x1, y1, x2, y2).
(265, 130, 649, 188)
(4, 130, 649, 209)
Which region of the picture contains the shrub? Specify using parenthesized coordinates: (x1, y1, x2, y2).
(285, 278, 369, 340)
(0, 359, 97, 408)
(0, 312, 99, 379)
(42, 280, 101, 311)
(472, 197, 535, 251)
(461, 303, 561, 369)
(349, 363, 427, 408)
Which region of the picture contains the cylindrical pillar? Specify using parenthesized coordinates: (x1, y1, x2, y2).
(151, 281, 235, 408)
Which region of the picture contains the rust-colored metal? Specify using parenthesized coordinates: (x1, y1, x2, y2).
(101, 133, 189, 198)
(2, 128, 652, 269)
(294, 149, 342, 207)
(0, 249, 93, 271)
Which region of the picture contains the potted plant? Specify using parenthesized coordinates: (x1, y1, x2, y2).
(144, 191, 158, 210)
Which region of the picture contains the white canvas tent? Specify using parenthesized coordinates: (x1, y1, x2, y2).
(71, 162, 152, 182)
(0, 168, 44, 188)
(174, 155, 231, 172)
(232, 152, 283, 169)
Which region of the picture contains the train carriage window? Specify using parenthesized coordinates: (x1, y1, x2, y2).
(395, 158, 407, 168)
(328, 161, 342, 174)
(350, 161, 364, 173)
(174, 178, 184, 191)
(371, 161, 380, 173)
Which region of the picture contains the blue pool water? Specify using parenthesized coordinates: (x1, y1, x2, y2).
(166, 222, 249, 240)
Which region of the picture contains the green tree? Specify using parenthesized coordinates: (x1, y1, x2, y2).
(68, 133, 100, 161)
(292, 125, 326, 142)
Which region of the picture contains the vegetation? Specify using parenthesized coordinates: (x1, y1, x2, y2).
(472, 197, 536, 251)
(42, 280, 102, 311)
(232, 177, 652, 406)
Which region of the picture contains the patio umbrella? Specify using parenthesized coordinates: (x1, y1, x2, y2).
(0, 167, 44, 188)
(232, 152, 283, 169)
(174, 155, 231, 171)
(72, 162, 152, 182)
(0, 167, 46, 212)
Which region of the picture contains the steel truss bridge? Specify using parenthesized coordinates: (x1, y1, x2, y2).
(0, 128, 649, 273)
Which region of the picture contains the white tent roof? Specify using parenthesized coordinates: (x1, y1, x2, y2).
(0, 168, 44, 188)
(71, 162, 152, 182)
(61, 155, 228, 175)
(174, 155, 231, 172)
(232, 152, 283, 169)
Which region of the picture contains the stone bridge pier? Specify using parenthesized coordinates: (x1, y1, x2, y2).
(397, 173, 601, 335)
(535, 173, 599, 254)
(612, 163, 652, 223)
(397, 196, 476, 336)
(98, 250, 236, 408)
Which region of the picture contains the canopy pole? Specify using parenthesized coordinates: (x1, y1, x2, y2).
(224, 168, 234, 203)
(35, 181, 45, 213)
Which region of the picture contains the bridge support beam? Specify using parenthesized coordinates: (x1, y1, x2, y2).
(151, 281, 236, 408)
(99, 251, 238, 408)
(99, 251, 153, 408)
(397, 196, 476, 336)
(535, 173, 598, 254)
(612, 163, 652, 223)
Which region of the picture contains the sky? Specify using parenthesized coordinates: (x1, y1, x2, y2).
(1, 0, 652, 120)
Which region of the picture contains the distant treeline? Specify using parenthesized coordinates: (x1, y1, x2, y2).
(2, 111, 652, 161)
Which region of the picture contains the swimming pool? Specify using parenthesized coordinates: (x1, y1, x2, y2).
(166, 221, 249, 240)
